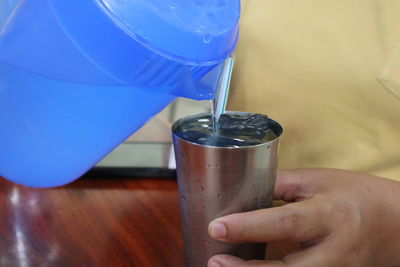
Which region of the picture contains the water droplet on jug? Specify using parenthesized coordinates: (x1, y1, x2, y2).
(170, 3, 178, 9)
(178, 153, 183, 158)
(206, 241, 211, 246)
(215, 163, 220, 168)
(218, 194, 222, 199)
(203, 34, 212, 44)
(194, 0, 207, 5)
(182, 195, 186, 200)
(217, 0, 227, 7)
(200, 186, 204, 191)
(207, 163, 212, 168)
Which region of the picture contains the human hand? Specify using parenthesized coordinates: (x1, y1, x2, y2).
(208, 168, 400, 267)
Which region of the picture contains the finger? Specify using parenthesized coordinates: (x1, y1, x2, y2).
(209, 243, 338, 267)
(275, 169, 328, 202)
(208, 255, 284, 267)
(282, 242, 338, 267)
(209, 199, 330, 243)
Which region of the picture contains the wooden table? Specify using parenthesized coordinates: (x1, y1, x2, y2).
(0, 176, 297, 267)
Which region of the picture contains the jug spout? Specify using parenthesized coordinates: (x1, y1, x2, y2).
(172, 63, 225, 100)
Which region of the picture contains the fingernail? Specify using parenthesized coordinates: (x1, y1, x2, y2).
(209, 221, 227, 239)
(209, 260, 222, 267)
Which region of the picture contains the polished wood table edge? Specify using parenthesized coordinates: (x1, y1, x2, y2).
(0, 176, 297, 266)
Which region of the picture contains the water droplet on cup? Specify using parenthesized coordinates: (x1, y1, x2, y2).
(200, 186, 204, 191)
(218, 194, 222, 199)
(182, 195, 186, 200)
(206, 241, 211, 246)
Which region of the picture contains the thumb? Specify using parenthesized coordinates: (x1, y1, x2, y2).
(209, 255, 284, 267)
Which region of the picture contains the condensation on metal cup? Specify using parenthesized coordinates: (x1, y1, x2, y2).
(172, 111, 283, 267)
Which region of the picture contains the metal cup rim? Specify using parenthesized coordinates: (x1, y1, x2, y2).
(171, 111, 283, 150)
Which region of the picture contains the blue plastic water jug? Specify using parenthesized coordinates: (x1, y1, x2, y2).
(0, 1, 19, 27)
(0, 0, 240, 187)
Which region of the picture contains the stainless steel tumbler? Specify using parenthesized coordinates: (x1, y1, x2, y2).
(172, 112, 283, 267)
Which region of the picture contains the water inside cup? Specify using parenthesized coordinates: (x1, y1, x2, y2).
(174, 112, 281, 147)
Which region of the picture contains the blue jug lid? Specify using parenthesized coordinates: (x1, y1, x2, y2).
(98, 0, 240, 65)
(0, 0, 240, 90)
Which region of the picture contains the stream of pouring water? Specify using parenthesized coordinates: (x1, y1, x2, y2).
(211, 57, 235, 133)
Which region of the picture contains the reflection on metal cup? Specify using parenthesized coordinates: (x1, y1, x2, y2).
(172, 111, 283, 267)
